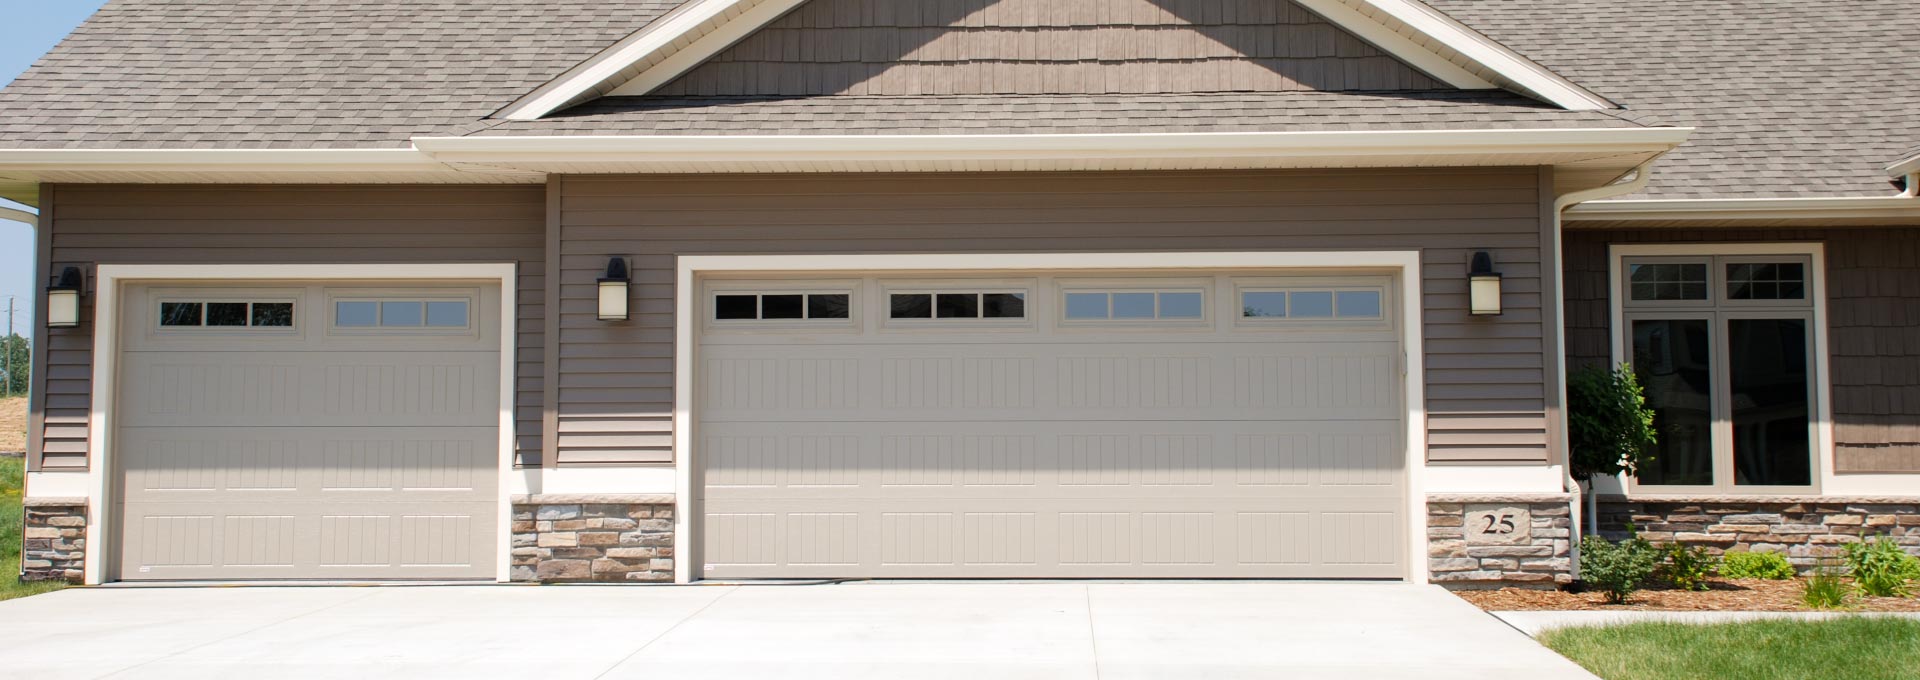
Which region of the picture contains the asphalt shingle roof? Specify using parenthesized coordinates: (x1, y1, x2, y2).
(0, 0, 1914, 201)
(472, 90, 1636, 136)
(0, 0, 685, 149)
(1424, 0, 1920, 199)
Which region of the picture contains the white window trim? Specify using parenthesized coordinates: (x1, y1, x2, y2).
(326, 289, 481, 335)
(1055, 276, 1213, 328)
(1607, 243, 1840, 496)
(152, 292, 302, 334)
(675, 251, 1429, 585)
(1231, 275, 1396, 331)
(877, 278, 1037, 330)
(84, 263, 519, 585)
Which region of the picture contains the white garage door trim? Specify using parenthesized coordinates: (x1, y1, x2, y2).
(84, 263, 519, 585)
(673, 251, 1429, 584)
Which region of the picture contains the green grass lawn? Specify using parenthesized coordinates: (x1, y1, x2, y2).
(2, 455, 67, 602)
(1541, 618, 1920, 680)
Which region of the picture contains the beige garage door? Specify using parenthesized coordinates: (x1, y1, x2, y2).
(697, 272, 1407, 579)
(114, 282, 500, 580)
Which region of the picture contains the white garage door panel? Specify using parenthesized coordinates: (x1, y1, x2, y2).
(698, 272, 1407, 579)
(115, 282, 500, 581)
(702, 341, 1399, 423)
(118, 352, 498, 428)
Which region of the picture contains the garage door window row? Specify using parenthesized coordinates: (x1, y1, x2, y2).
(159, 300, 295, 328)
(334, 299, 470, 329)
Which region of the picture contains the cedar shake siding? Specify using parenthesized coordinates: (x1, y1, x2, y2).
(1564, 227, 1920, 474)
(651, 0, 1446, 97)
(30, 185, 547, 470)
(557, 168, 1558, 465)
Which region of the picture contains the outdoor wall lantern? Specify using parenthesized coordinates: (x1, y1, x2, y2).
(597, 257, 631, 321)
(46, 266, 84, 328)
(1468, 251, 1503, 317)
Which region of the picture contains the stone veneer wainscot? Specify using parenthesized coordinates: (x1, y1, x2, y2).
(511, 494, 675, 582)
(1597, 496, 1920, 569)
(21, 498, 87, 583)
(1426, 494, 1574, 589)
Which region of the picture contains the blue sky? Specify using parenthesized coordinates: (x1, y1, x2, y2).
(0, 1, 109, 331)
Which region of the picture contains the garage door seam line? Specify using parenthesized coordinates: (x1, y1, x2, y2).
(91, 588, 387, 680)
(591, 585, 742, 680)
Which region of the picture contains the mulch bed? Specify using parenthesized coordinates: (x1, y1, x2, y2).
(1455, 578, 1920, 612)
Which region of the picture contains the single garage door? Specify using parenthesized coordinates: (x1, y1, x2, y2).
(115, 282, 500, 580)
(698, 271, 1406, 579)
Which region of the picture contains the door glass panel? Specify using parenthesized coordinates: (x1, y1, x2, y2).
(889, 294, 932, 319)
(1158, 292, 1203, 318)
(760, 294, 804, 319)
(206, 302, 249, 326)
(1631, 319, 1715, 486)
(1112, 292, 1155, 319)
(981, 293, 1025, 318)
(1289, 291, 1334, 318)
(1729, 318, 1812, 486)
(1065, 293, 1108, 319)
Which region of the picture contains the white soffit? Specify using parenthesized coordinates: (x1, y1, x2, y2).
(0, 148, 543, 188)
(499, 0, 1614, 121)
(1566, 196, 1920, 227)
(412, 128, 1690, 186)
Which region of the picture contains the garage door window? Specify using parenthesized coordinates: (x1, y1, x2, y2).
(1237, 288, 1384, 321)
(713, 292, 852, 321)
(158, 301, 295, 329)
(1062, 290, 1205, 322)
(888, 291, 1027, 320)
(334, 299, 470, 330)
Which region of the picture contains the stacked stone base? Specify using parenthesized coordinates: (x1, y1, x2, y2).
(1597, 496, 1920, 570)
(21, 498, 87, 583)
(1427, 494, 1573, 589)
(511, 494, 675, 582)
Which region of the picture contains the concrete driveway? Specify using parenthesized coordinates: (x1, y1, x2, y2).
(0, 582, 1596, 679)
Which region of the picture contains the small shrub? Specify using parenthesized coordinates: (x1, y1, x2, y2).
(1802, 562, 1851, 609)
(1842, 538, 1920, 598)
(1719, 550, 1796, 580)
(1580, 531, 1661, 604)
(1660, 543, 1716, 591)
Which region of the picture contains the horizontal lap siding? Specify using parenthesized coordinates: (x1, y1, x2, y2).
(37, 185, 546, 470)
(1564, 227, 1920, 473)
(557, 169, 1553, 465)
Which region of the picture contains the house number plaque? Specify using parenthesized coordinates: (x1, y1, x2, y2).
(1463, 504, 1531, 546)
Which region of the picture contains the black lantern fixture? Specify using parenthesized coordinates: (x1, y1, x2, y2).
(1468, 251, 1503, 316)
(597, 257, 630, 321)
(46, 266, 83, 328)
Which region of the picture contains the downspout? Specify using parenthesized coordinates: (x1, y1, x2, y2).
(1551, 162, 1656, 578)
(1, 204, 36, 583)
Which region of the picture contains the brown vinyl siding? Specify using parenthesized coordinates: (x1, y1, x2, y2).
(31, 184, 547, 470)
(1564, 227, 1920, 473)
(556, 169, 1555, 465)
(653, 0, 1445, 97)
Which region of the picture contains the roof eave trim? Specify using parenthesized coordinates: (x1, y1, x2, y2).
(1566, 196, 1920, 222)
(495, 0, 807, 121)
(1320, 0, 1616, 111)
(1888, 154, 1920, 178)
(0, 148, 448, 172)
(414, 127, 1689, 160)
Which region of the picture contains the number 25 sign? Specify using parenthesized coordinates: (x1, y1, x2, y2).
(1463, 505, 1532, 546)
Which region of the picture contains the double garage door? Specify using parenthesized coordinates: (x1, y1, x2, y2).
(113, 282, 499, 580)
(698, 271, 1408, 579)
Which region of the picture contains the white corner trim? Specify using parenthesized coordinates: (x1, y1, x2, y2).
(1568, 196, 1920, 222)
(673, 251, 1430, 585)
(83, 263, 519, 585)
(414, 127, 1691, 163)
(497, 0, 807, 120)
(1605, 243, 1835, 497)
(23, 471, 90, 498)
(1333, 0, 1614, 111)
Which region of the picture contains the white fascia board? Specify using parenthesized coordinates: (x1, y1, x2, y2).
(0, 206, 35, 226)
(1889, 154, 1920, 178)
(1286, 0, 1495, 90)
(1322, 0, 1616, 111)
(497, 0, 806, 121)
(0, 148, 448, 173)
(414, 127, 1691, 164)
(1566, 196, 1920, 222)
